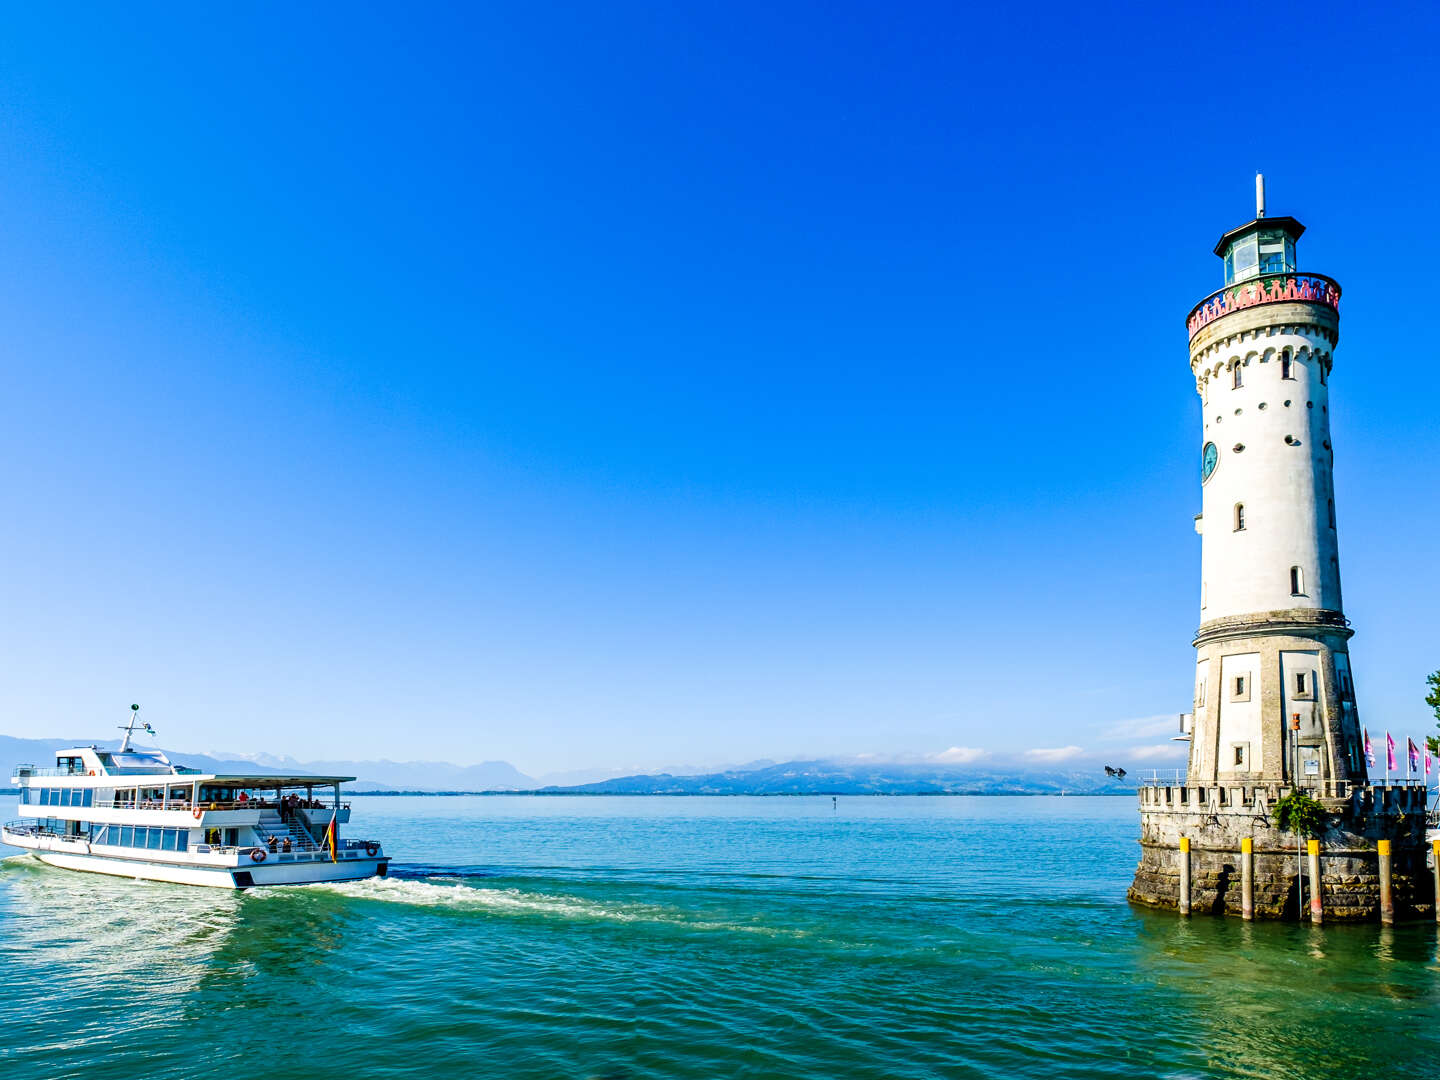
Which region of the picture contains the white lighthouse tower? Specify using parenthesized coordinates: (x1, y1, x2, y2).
(1129, 180, 1428, 922)
(1185, 176, 1359, 789)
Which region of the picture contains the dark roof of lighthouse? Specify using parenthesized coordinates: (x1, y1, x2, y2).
(1212, 214, 1305, 256)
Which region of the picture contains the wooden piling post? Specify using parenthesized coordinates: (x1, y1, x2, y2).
(1307, 838, 1322, 924)
(1178, 837, 1191, 916)
(1378, 839, 1394, 926)
(1240, 837, 1254, 921)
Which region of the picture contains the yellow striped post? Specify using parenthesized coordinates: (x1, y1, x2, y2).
(1240, 837, 1254, 921)
(1178, 837, 1191, 916)
(1433, 840, 1440, 924)
(1307, 838, 1322, 924)
(1378, 839, 1394, 926)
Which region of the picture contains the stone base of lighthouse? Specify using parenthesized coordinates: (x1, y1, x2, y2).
(1128, 783, 1431, 920)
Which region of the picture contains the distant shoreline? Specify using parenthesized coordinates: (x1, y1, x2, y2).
(0, 786, 1137, 799)
(346, 789, 1137, 798)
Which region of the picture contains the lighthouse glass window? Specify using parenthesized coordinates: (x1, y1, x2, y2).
(1223, 230, 1294, 284)
(1257, 230, 1293, 275)
(1225, 236, 1259, 283)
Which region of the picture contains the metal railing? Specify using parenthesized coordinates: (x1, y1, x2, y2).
(1186, 271, 1340, 337)
(2, 821, 82, 840)
(1140, 775, 1428, 794)
(17, 798, 351, 813)
(11, 766, 203, 780)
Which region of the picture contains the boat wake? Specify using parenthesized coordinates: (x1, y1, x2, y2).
(290, 875, 812, 939)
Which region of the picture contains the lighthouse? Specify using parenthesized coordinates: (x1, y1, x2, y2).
(1128, 179, 1428, 922)
(1187, 174, 1357, 791)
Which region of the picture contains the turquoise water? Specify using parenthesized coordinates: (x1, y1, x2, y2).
(2, 795, 1438, 1079)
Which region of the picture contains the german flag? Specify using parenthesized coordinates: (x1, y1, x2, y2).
(324, 815, 338, 862)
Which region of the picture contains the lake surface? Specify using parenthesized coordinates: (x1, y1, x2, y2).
(2, 795, 1438, 1079)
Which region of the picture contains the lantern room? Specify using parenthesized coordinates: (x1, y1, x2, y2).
(1213, 172, 1306, 285)
(1215, 218, 1304, 285)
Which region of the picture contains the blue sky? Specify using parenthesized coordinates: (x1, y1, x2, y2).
(1, 3, 1436, 776)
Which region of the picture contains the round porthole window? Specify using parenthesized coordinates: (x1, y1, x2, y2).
(1232, 443, 1245, 453)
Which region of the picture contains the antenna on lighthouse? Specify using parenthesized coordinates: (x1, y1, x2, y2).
(1255, 172, 1266, 218)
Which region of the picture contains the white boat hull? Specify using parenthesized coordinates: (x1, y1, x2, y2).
(7, 839, 388, 889)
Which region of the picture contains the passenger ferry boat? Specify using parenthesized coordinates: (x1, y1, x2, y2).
(2, 710, 389, 889)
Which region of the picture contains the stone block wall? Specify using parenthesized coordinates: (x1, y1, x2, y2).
(1129, 795, 1432, 921)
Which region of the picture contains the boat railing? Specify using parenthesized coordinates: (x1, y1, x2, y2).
(10, 766, 204, 780)
(2, 821, 86, 841)
(44, 799, 353, 813)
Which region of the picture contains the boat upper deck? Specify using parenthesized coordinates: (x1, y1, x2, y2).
(11, 745, 354, 788)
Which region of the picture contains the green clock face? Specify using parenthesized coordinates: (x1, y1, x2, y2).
(1201, 442, 1218, 483)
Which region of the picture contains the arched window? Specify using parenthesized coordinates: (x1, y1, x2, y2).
(1281, 356, 1293, 379)
(1232, 363, 1243, 389)
(1234, 503, 1246, 531)
(1289, 566, 1304, 595)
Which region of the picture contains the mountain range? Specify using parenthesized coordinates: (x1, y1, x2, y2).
(534, 759, 1135, 795)
(0, 736, 1137, 795)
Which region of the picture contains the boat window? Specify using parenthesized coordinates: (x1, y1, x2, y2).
(146, 828, 162, 850)
(120, 826, 134, 846)
(161, 829, 179, 852)
(94, 826, 108, 844)
(176, 830, 189, 851)
(83, 789, 93, 807)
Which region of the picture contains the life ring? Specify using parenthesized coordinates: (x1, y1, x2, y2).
(88, 770, 96, 776)
(192, 807, 204, 819)
(250, 848, 267, 863)
(365, 842, 379, 857)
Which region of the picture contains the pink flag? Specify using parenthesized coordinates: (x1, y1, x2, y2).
(1386, 732, 1396, 772)
(1408, 737, 1421, 771)
(1363, 728, 1374, 767)
(1427, 752, 1433, 779)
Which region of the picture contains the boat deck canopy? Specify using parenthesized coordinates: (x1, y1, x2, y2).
(194, 775, 357, 786)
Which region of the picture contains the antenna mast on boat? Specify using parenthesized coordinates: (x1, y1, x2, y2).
(118, 703, 147, 752)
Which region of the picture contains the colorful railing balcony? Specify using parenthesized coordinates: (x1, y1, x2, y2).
(1186, 271, 1340, 338)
